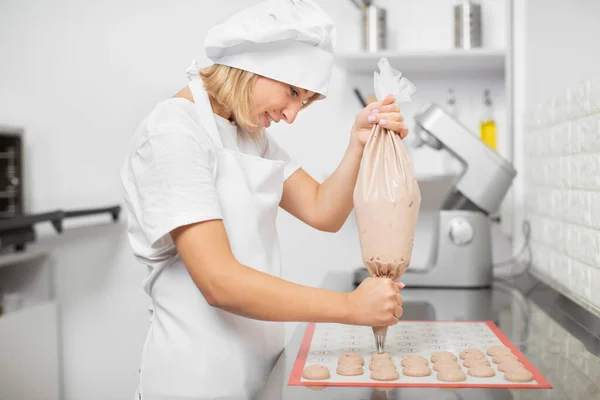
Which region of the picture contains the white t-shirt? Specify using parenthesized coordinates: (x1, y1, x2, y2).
(120, 98, 300, 271)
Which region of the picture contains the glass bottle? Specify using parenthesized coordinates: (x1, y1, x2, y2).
(480, 89, 497, 150)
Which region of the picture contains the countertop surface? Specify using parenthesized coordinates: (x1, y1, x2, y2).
(256, 271, 600, 400)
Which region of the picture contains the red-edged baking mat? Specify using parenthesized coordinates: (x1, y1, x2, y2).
(288, 321, 552, 389)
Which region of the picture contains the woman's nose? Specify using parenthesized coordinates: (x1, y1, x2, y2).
(282, 105, 300, 124)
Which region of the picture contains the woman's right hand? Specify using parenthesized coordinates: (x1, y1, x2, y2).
(346, 277, 403, 327)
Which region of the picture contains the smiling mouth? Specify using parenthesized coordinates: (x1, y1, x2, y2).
(264, 112, 275, 127)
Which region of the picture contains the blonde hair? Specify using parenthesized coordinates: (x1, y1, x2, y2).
(199, 64, 320, 138)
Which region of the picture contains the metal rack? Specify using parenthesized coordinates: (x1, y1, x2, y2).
(0, 205, 121, 251)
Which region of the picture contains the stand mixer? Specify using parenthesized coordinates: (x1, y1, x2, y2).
(354, 103, 517, 288)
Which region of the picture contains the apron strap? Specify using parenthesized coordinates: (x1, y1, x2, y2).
(186, 60, 224, 150)
(185, 60, 201, 82)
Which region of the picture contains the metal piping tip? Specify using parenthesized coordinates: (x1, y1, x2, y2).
(374, 333, 387, 354)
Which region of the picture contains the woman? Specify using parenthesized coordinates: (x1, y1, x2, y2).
(121, 1, 408, 399)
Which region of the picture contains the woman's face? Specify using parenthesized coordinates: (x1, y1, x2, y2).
(250, 76, 315, 131)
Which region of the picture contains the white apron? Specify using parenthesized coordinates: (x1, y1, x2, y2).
(136, 79, 286, 400)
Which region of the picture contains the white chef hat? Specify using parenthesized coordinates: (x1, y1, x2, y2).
(204, 0, 336, 99)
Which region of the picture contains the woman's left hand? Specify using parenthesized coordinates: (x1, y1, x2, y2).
(350, 94, 409, 149)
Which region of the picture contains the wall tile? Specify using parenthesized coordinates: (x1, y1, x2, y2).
(589, 267, 600, 309)
(531, 243, 550, 276)
(561, 156, 572, 187)
(580, 227, 600, 266)
(549, 126, 560, 157)
(555, 220, 567, 254)
(545, 158, 556, 187)
(569, 259, 592, 300)
(561, 191, 573, 224)
(553, 91, 569, 125)
(567, 80, 591, 120)
(524, 74, 600, 316)
(573, 154, 600, 190)
(589, 191, 600, 230)
(554, 189, 566, 220)
(534, 215, 546, 243)
(574, 114, 600, 154)
(524, 129, 535, 156)
(590, 77, 600, 114)
(565, 190, 583, 226)
(566, 121, 577, 155)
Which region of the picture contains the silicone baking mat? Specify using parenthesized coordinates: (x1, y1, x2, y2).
(289, 321, 552, 389)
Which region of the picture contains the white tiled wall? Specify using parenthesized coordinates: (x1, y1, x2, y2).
(524, 76, 600, 315)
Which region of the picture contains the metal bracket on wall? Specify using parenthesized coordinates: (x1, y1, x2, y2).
(63, 205, 121, 223)
(0, 205, 121, 252)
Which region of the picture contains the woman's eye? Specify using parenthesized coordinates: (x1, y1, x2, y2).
(290, 87, 299, 97)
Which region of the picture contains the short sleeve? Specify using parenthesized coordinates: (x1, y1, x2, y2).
(127, 125, 222, 247)
(261, 132, 301, 181)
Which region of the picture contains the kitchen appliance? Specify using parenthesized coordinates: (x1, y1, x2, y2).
(355, 103, 516, 288)
(362, 3, 387, 52)
(0, 126, 24, 218)
(454, 0, 482, 49)
(348, 1, 387, 52)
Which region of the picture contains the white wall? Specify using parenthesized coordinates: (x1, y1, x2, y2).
(514, 0, 600, 314)
(522, 0, 600, 106)
(0, 1, 508, 399)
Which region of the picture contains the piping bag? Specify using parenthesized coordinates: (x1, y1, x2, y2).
(353, 58, 421, 353)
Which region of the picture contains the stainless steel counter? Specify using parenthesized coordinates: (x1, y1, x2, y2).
(256, 272, 600, 400)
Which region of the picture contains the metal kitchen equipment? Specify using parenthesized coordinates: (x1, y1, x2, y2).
(0, 206, 121, 251)
(0, 125, 121, 252)
(454, 0, 482, 49)
(362, 3, 387, 52)
(0, 126, 24, 218)
(355, 103, 516, 288)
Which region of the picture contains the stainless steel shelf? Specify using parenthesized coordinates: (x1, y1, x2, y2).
(335, 49, 506, 75)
